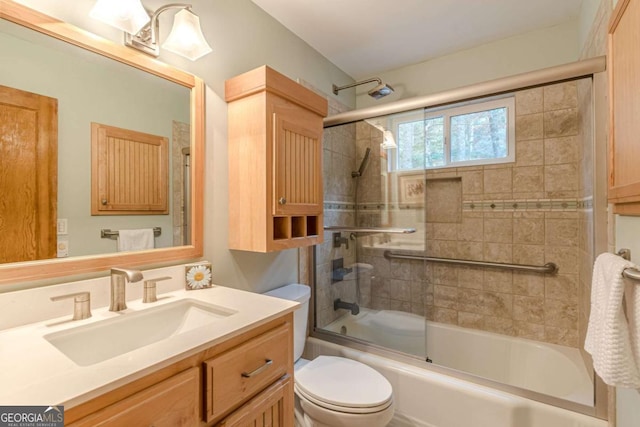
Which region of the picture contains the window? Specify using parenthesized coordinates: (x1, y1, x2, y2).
(392, 96, 515, 171)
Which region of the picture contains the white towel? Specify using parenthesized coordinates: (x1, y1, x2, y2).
(585, 252, 640, 387)
(117, 229, 155, 252)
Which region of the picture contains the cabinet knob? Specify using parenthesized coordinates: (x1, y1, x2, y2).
(278, 197, 287, 205)
(101, 198, 108, 205)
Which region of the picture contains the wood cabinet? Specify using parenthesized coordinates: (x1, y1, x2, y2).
(64, 314, 294, 427)
(226, 66, 328, 252)
(91, 123, 169, 215)
(608, 0, 640, 214)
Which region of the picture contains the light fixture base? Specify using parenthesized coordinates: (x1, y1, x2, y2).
(124, 18, 160, 57)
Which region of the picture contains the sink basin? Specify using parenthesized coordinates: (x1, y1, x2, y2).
(44, 299, 237, 366)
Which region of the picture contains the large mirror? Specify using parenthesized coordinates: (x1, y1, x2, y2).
(0, 1, 204, 284)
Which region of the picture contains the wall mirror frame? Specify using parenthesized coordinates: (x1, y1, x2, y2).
(0, 0, 204, 285)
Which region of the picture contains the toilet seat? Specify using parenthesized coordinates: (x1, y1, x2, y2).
(294, 356, 393, 414)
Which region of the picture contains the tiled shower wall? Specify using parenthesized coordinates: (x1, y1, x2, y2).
(317, 79, 594, 348)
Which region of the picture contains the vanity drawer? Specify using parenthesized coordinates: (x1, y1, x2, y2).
(204, 323, 291, 423)
(68, 367, 199, 427)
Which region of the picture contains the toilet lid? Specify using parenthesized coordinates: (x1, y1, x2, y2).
(295, 356, 392, 409)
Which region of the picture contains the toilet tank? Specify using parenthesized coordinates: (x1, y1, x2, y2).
(264, 284, 310, 362)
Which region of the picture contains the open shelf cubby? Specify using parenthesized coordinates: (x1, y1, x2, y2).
(273, 217, 290, 240)
(292, 216, 305, 238)
(306, 215, 319, 237)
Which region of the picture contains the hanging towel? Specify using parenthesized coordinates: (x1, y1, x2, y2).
(585, 252, 640, 387)
(117, 229, 155, 252)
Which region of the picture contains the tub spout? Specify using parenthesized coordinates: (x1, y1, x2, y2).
(334, 298, 360, 315)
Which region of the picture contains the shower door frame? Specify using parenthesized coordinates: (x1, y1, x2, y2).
(311, 57, 609, 420)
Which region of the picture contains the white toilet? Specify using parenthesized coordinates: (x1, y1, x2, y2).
(264, 284, 394, 427)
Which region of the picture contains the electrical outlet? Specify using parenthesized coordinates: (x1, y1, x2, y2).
(57, 239, 69, 257)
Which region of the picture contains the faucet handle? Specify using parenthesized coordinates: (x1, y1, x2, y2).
(111, 267, 143, 283)
(51, 292, 92, 320)
(143, 276, 172, 303)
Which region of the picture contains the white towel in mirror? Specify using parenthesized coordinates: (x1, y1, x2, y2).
(117, 229, 155, 252)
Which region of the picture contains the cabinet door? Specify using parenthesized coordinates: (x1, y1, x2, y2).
(68, 368, 199, 427)
(272, 105, 323, 216)
(216, 376, 293, 427)
(609, 0, 640, 213)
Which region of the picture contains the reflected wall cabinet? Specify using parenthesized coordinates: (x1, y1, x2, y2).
(608, 0, 640, 214)
(226, 66, 327, 252)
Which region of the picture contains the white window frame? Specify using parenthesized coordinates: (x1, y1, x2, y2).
(389, 95, 515, 171)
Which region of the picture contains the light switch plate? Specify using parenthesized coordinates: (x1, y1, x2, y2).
(57, 218, 68, 235)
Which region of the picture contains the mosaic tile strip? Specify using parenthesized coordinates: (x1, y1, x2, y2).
(324, 199, 585, 212)
(463, 199, 579, 212)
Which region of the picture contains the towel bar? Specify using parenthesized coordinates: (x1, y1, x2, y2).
(101, 227, 162, 239)
(617, 248, 640, 281)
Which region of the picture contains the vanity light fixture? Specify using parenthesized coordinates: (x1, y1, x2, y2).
(90, 1, 212, 61)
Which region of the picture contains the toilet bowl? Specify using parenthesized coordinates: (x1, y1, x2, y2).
(264, 284, 394, 427)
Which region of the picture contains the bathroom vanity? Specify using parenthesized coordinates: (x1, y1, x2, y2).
(0, 280, 297, 427)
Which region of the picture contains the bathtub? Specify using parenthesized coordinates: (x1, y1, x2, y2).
(323, 308, 593, 407)
(304, 336, 606, 427)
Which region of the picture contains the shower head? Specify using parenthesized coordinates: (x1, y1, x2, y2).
(352, 147, 371, 178)
(332, 77, 394, 100)
(368, 83, 394, 99)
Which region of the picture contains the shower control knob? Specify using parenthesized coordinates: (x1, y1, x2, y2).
(278, 197, 287, 205)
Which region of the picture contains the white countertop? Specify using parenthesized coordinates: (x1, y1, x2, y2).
(0, 285, 297, 408)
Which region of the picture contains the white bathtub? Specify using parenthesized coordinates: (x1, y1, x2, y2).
(304, 336, 606, 427)
(323, 308, 593, 406)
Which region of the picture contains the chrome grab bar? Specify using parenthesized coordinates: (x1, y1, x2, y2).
(383, 250, 558, 274)
(324, 226, 416, 234)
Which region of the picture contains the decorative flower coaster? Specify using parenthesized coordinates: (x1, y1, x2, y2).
(185, 261, 212, 290)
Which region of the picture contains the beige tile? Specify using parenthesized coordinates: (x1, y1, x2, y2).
(545, 326, 578, 347)
(389, 279, 412, 302)
(545, 218, 579, 247)
(483, 243, 513, 263)
(457, 216, 484, 242)
(458, 312, 485, 329)
(545, 164, 578, 193)
(546, 245, 578, 274)
(483, 268, 513, 293)
(457, 242, 484, 260)
(460, 170, 484, 195)
(545, 299, 577, 329)
(545, 274, 578, 301)
(514, 295, 545, 323)
(516, 88, 543, 115)
(513, 272, 545, 297)
(483, 291, 513, 318)
(543, 82, 578, 111)
(426, 178, 462, 223)
(544, 136, 579, 165)
(543, 109, 578, 138)
(389, 300, 411, 313)
(513, 166, 544, 193)
(433, 265, 458, 285)
(483, 168, 513, 194)
(426, 240, 458, 258)
(514, 320, 546, 341)
(431, 223, 458, 240)
(390, 260, 412, 281)
(434, 307, 457, 324)
(516, 139, 544, 166)
(484, 217, 513, 243)
(516, 113, 544, 141)
(484, 317, 514, 335)
(457, 267, 484, 290)
(434, 285, 458, 309)
(512, 244, 545, 265)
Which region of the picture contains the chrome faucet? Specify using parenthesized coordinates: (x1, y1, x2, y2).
(109, 268, 143, 311)
(334, 298, 360, 315)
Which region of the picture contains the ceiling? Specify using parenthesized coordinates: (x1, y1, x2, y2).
(251, 0, 583, 79)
